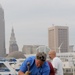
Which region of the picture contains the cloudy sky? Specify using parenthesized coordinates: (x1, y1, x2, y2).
(0, 0, 75, 53)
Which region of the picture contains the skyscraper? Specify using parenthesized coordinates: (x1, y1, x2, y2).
(0, 4, 6, 57)
(48, 26, 69, 52)
(9, 27, 19, 53)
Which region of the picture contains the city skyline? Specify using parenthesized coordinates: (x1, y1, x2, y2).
(0, 0, 75, 53)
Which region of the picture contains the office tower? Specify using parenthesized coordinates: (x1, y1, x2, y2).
(48, 26, 69, 52)
(9, 27, 19, 53)
(0, 5, 6, 57)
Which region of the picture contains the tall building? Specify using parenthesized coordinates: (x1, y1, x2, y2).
(9, 27, 19, 53)
(0, 5, 6, 57)
(48, 26, 69, 52)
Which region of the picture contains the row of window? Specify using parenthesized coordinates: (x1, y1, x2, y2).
(63, 68, 75, 73)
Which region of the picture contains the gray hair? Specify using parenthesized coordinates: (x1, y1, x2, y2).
(36, 52, 47, 61)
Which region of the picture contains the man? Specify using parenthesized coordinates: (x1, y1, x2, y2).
(48, 50, 63, 75)
(18, 52, 50, 75)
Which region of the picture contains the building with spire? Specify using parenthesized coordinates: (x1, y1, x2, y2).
(0, 4, 6, 57)
(9, 27, 19, 53)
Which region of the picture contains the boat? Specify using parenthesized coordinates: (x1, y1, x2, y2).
(0, 57, 18, 75)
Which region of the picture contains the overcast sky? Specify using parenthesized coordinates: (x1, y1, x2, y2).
(0, 0, 75, 53)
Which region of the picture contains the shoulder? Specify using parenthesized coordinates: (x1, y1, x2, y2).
(42, 61, 50, 70)
(20, 56, 35, 72)
(52, 57, 62, 65)
(53, 57, 60, 61)
(27, 56, 35, 60)
(25, 56, 35, 61)
(23, 56, 35, 65)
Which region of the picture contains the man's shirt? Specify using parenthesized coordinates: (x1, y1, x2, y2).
(20, 56, 50, 75)
(52, 57, 63, 75)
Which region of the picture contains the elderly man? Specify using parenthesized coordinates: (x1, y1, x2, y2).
(18, 52, 50, 75)
(48, 50, 63, 75)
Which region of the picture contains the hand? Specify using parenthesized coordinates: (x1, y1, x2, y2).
(25, 71, 30, 75)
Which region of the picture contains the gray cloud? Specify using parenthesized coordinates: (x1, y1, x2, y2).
(0, 0, 75, 52)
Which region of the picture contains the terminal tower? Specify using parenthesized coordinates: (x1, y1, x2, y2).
(9, 27, 19, 53)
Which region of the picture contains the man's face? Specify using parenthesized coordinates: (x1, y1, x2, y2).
(48, 52, 53, 60)
(35, 59, 44, 68)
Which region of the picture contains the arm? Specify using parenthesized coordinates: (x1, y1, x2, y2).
(52, 58, 58, 74)
(18, 71, 30, 75)
(18, 58, 31, 75)
(18, 71, 25, 75)
(19, 59, 28, 73)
